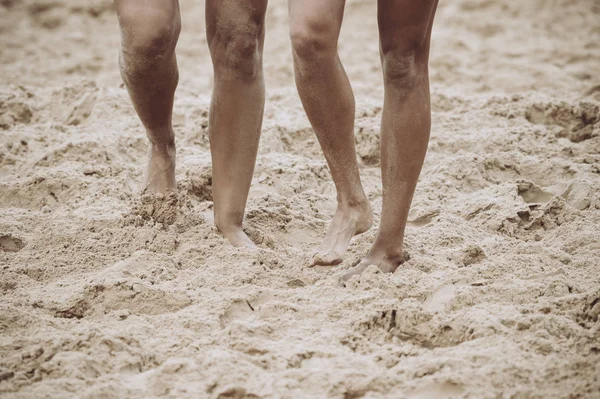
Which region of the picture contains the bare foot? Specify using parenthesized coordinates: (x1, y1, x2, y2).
(311, 199, 373, 266)
(144, 143, 176, 194)
(218, 224, 257, 248)
(341, 248, 410, 283)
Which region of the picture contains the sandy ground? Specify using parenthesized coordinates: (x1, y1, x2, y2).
(1, 0, 600, 397)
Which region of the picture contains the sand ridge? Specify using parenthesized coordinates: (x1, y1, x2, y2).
(1, 0, 599, 398)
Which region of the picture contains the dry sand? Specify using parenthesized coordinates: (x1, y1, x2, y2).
(1, 0, 600, 398)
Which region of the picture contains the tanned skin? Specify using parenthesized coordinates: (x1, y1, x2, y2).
(115, 0, 181, 194)
(115, 0, 439, 280)
(115, 0, 267, 247)
(288, 0, 439, 280)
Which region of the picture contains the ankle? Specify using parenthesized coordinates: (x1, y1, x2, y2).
(369, 238, 404, 260)
(149, 140, 175, 157)
(215, 217, 243, 234)
(384, 251, 406, 264)
(337, 193, 369, 210)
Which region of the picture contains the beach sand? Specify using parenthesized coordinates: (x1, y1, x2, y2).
(1, 0, 599, 397)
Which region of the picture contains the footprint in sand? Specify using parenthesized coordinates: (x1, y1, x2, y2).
(0, 234, 25, 253)
(517, 180, 553, 204)
(423, 281, 467, 313)
(408, 209, 440, 227)
(219, 299, 256, 328)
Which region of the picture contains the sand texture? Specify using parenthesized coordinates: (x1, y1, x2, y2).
(1, 0, 600, 398)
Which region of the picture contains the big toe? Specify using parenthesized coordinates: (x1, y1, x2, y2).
(311, 250, 343, 266)
(224, 229, 257, 249)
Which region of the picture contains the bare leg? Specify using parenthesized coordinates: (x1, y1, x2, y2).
(289, 0, 373, 266)
(342, 0, 438, 282)
(115, 0, 180, 193)
(206, 0, 267, 247)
